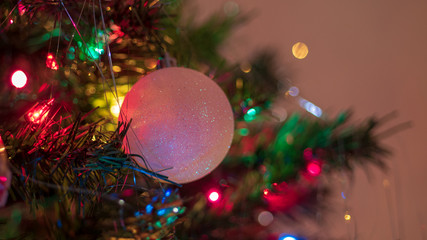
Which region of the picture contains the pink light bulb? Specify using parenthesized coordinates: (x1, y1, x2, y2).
(307, 162, 321, 176)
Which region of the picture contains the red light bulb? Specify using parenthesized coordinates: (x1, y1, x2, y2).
(0, 176, 7, 182)
(307, 162, 321, 176)
(208, 191, 220, 202)
(46, 53, 58, 70)
(26, 99, 54, 124)
(263, 189, 269, 196)
(11, 70, 27, 88)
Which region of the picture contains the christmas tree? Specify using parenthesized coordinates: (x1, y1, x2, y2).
(0, 1, 397, 239)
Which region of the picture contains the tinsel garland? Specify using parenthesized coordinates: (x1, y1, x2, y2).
(0, 103, 184, 239)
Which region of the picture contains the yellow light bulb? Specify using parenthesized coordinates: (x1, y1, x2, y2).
(110, 98, 124, 118)
(344, 213, 351, 221)
(144, 59, 158, 70)
(292, 42, 309, 59)
(236, 78, 243, 89)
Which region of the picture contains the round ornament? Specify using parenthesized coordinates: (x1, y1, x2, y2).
(119, 67, 234, 184)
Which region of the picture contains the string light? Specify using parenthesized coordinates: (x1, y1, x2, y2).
(287, 86, 299, 97)
(110, 97, 124, 118)
(112, 66, 122, 72)
(292, 42, 309, 59)
(278, 234, 298, 240)
(344, 211, 351, 221)
(224, 1, 240, 17)
(244, 107, 260, 122)
(263, 189, 269, 196)
(236, 78, 243, 89)
(240, 62, 252, 73)
(11, 70, 28, 88)
(26, 99, 54, 124)
(144, 58, 157, 69)
(208, 191, 220, 202)
(298, 97, 323, 118)
(238, 128, 249, 136)
(145, 204, 154, 214)
(46, 53, 59, 70)
(307, 162, 321, 176)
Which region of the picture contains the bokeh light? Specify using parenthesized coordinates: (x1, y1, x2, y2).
(287, 86, 299, 97)
(11, 70, 28, 88)
(344, 211, 351, 221)
(292, 42, 309, 59)
(144, 58, 158, 69)
(286, 134, 294, 144)
(236, 78, 243, 89)
(224, 1, 240, 17)
(238, 128, 249, 136)
(240, 62, 252, 73)
(307, 162, 321, 176)
(303, 148, 313, 160)
(110, 97, 124, 118)
(257, 211, 274, 226)
(208, 191, 220, 202)
(244, 107, 259, 122)
(112, 65, 122, 72)
(263, 189, 269, 196)
(46, 53, 59, 70)
(278, 234, 298, 240)
(271, 106, 288, 122)
(298, 97, 323, 118)
(383, 179, 390, 187)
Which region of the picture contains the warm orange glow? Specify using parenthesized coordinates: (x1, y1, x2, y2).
(344, 214, 351, 221)
(236, 78, 243, 89)
(110, 97, 124, 118)
(240, 62, 252, 73)
(292, 42, 309, 59)
(144, 58, 158, 70)
(344, 211, 351, 221)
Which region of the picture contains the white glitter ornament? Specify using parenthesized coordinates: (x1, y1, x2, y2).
(119, 67, 234, 184)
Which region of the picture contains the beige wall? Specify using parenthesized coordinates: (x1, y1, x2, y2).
(192, 0, 427, 239)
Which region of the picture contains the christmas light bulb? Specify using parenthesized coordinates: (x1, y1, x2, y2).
(292, 42, 309, 59)
(279, 235, 297, 240)
(11, 70, 27, 88)
(26, 99, 54, 124)
(46, 53, 58, 70)
(307, 162, 321, 176)
(208, 191, 220, 202)
(263, 189, 269, 196)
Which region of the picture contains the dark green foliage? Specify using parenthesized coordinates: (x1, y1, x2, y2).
(265, 112, 388, 184)
(0, 104, 183, 239)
